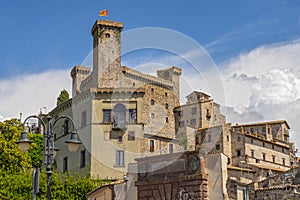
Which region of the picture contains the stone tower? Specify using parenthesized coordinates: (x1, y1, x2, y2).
(91, 20, 124, 87)
(157, 66, 182, 104)
(70, 66, 90, 97)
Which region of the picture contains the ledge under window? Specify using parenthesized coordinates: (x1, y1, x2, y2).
(113, 165, 125, 168)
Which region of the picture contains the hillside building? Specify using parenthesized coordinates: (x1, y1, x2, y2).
(174, 91, 226, 136)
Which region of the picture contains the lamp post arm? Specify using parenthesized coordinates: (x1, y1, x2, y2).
(22, 115, 46, 132)
(52, 115, 77, 132)
(22, 115, 47, 166)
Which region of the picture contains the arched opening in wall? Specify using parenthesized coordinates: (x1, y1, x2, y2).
(105, 33, 110, 38)
(113, 103, 126, 128)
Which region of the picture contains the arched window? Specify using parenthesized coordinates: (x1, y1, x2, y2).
(105, 33, 110, 38)
(113, 104, 126, 128)
(150, 99, 155, 105)
(165, 103, 169, 109)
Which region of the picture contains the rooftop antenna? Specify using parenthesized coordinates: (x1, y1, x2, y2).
(42, 107, 47, 114)
(39, 107, 47, 115)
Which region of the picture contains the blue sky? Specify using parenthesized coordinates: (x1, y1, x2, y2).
(0, 1, 299, 78)
(2, 0, 300, 147)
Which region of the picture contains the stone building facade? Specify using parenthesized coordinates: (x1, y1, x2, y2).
(51, 20, 182, 179)
(174, 91, 226, 137)
(135, 151, 208, 200)
(230, 121, 296, 179)
(192, 120, 296, 199)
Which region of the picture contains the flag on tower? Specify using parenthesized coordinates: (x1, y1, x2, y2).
(99, 9, 108, 17)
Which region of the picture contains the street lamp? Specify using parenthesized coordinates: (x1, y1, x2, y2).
(16, 115, 81, 200)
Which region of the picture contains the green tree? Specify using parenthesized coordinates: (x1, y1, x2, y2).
(0, 170, 110, 200)
(0, 118, 110, 199)
(28, 133, 43, 168)
(56, 89, 70, 106)
(0, 118, 31, 173)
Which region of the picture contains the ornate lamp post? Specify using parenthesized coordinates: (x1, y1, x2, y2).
(16, 115, 81, 200)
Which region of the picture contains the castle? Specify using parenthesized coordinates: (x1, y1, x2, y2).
(51, 20, 183, 179)
(49, 19, 298, 199)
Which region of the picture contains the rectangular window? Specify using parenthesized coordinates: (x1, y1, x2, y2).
(227, 135, 230, 142)
(151, 113, 155, 119)
(116, 150, 124, 166)
(179, 110, 183, 117)
(103, 109, 112, 123)
(63, 119, 69, 134)
(81, 111, 87, 127)
(128, 131, 135, 141)
(80, 150, 86, 168)
(237, 149, 241, 157)
(195, 135, 200, 145)
(118, 136, 122, 143)
(63, 156, 68, 172)
(150, 140, 154, 152)
(215, 144, 220, 150)
(179, 121, 185, 128)
(128, 109, 137, 123)
(150, 99, 155, 105)
(191, 107, 196, 114)
(206, 109, 211, 118)
(207, 134, 211, 142)
(272, 155, 276, 163)
(251, 149, 255, 158)
(282, 158, 285, 166)
(190, 119, 196, 125)
(169, 144, 173, 154)
(262, 153, 266, 161)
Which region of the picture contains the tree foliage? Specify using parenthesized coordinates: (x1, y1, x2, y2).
(0, 170, 110, 200)
(0, 119, 110, 199)
(56, 89, 70, 106)
(0, 118, 31, 173)
(28, 133, 43, 168)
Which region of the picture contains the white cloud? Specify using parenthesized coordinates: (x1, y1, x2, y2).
(250, 68, 300, 106)
(0, 114, 5, 122)
(0, 70, 71, 120)
(223, 40, 300, 77)
(220, 39, 300, 148)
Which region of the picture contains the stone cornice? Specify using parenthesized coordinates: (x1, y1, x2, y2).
(91, 20, 124, 36)
(121, 66, 174, 90)
(49, 98, 72, 116)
